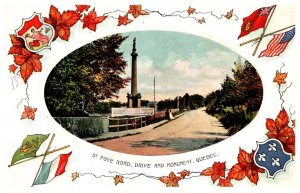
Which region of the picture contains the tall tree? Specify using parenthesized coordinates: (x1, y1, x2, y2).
(240, 61, 263, 112)
(220, 75, 237, 111)
(45, 34, 129, 116)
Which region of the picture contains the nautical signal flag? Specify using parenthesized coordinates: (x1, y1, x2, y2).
(11, 134, 50, 165)
(259, 27, 295, 57)
(33, 152, 72, 185)
(238, 5, 274, 39)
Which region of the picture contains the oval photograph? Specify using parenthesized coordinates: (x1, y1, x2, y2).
(45, 31, 263, 156)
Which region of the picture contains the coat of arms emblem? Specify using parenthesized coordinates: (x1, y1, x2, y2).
(15, 13, 54, 52)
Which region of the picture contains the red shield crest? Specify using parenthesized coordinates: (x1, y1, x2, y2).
(15, 13, 54, 52)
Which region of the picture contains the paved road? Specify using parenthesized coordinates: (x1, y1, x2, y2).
(93, 108, 228, 155)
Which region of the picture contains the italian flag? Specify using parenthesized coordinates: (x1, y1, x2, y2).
(33, 152, 72, 185)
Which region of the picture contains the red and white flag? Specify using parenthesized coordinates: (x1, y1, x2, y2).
(238, 6, 274, 39)
(259, 27, 295, 57)
(33, 152, 72, 185)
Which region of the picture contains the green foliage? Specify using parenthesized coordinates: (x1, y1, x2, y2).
(141, 100, 150, 107)
(205, 90, 223, 114)
(219, 111, 248, 135)
(189, 94, 205, 109)
(45, 34, 129, 117)
(55, 117, 107, 138)
(220, 75, 237, 110)
(157, 94, 204, 111)
(205, 59, 263, 134)
(158, 99, 176, 111)
(92, 101, 125, 114)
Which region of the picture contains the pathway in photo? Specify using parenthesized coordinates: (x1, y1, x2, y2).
(93, 108, 228, 155)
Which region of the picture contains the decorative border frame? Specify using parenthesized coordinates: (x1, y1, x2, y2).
(7, 4, 295, 188)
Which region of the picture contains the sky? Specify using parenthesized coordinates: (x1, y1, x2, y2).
(115, 31, 241, 102)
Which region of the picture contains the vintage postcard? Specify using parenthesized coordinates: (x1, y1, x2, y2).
(0, 0, 297, 192)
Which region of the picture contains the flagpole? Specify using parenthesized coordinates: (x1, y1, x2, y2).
(240, 24, 295, 46)
(252, 5, 277, 56)
(8, 145, 70, 167)
(31, 133, 56, 187)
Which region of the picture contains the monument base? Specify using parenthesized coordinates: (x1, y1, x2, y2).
(127, 93, 142, 108)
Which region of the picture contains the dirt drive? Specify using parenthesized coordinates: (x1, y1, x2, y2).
(94, 108, 228, 155)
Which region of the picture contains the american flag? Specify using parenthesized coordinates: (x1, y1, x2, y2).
(259, 27, 295, 57)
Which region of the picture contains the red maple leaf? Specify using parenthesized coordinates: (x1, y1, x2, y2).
(266, 108, 295, 155)
(21, 106, 37, 120)
(227, 163, 246, 180)
(128, 5, 149, 18)
(284, 135, 295, 155)
(13, 48, 43, 82)
(201, 162, 226, 183)
(118, 14, 133, 26)
(159, 172, 182, 187)
(218, 178, 233, 187)
(227, 149, 264, 185)
(44, 5, 81, 41)
(8, 34, 25, 55)
(9, 64, 18, 73)
(177, 169, 190, 179)
(82, 9, 107, 31)
(187, 6, 196, 15)
(76, 5, 91, 13)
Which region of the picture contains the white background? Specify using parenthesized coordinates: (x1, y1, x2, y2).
(0, 0, 298, 192)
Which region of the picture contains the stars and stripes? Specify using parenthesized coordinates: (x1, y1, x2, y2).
(259, 27, 295, 57)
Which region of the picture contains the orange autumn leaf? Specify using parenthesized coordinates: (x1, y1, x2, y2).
(71, 172, 79, 181)
(227, 163, 246, 181)
(114, 175, 124, 185)
(237, 149, 253, 166)
(13, 47, 43, 82)
(201, 162, 226, 183)
(291, 119, 295, 127)
(21, 106, 37, 120)
(82, 9, 106, 31)
(273, 70, 288, 85)
(284, 135, 295, 155)
(200, 166, 214, 176)
(128, 5, 149, 18)
(159, 171, 182, 187)
(198, 17, 206, 24)
(8, 34, 25, 55)
(275, 108, 289, 129)
(9, 64, 18, 73)
(177, 169, 190, 179)
(117, 14, 133, 26)
(227, 149, 264, 185)
(218, 178, 233, 187)
(187, 6, 196, 15)
(226, 9, 234, 19)
(75, 5, 91, 13)
(44, 5, 81, 41)
(265, 108, 295, 155)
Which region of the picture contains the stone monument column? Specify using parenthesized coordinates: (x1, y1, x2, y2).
(131, 38, 138, 96)
(127, 38, 142, 108)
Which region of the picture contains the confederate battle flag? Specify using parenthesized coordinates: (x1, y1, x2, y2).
(238, 5, 275, 39)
